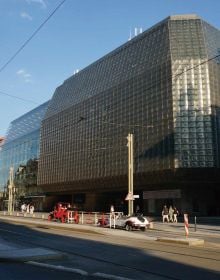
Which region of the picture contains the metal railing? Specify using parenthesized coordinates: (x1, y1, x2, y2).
(0, 210, 124, 228)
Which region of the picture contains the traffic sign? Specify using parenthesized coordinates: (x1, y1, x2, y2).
(125, 192, 134, 201)
(133, 195, 139, 199)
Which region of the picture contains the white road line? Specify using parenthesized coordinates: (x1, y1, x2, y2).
(27, 261, 88, 276)
(92, 272, 135, 280)
(27, 262, 136, 279)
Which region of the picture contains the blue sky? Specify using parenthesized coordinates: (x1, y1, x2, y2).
(0, 0, 219, 136)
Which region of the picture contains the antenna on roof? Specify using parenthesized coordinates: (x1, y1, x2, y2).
(135, 27, 143, 36)
(73, 69, 79, 75)
(134, 27, 138, 36)
(128, 28, 132, 41)
(128, 27, 143, 41)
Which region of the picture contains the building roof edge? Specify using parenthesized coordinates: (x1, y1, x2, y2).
(169, 14, 200, 20)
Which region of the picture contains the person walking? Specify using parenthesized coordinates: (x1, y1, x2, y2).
(162, 205, 169, 223)
(26, 204, 30, 213)
(110, 204, 115, 218)
(135, 204, 140, 214)
(21, 203, 26, 213)
(173, 206, 179, 223)
(30, 204, 35, 214)
(169, 206, 174, 223)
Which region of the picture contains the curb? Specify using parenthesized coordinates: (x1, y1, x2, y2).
(157, 237, 205, 246)
(0, 214, 219, 248)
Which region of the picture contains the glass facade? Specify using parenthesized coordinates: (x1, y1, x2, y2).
(38, 17, 173, 190)
(203, 20, 220, 167)
(38, 15, 220, 196)
(0, 101, 49, 195)
(170, 16, 220, 168)
(170, 16, 216, 168)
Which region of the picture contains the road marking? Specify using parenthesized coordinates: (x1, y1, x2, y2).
(28, 262, 136, 279)
(92, 272, 135, 280)
(27, 261, 88, 276)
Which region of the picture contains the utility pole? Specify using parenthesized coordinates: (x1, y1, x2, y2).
(8, 167, 14, 213)
(127, 133, 134, 215)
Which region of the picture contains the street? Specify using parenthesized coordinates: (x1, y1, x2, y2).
(0, 218, 220, 280)
(0, 263, 90, 280)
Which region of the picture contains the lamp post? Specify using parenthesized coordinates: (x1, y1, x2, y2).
(127, 133, 134, 215)
(8, 167, 14, 213)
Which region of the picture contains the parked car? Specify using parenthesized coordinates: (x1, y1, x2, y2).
(98, 213, 150, 231)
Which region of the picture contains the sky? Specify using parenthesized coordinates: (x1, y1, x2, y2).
(0, 0, 220, 136)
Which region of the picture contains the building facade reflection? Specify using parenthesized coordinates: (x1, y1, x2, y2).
(0, 101, 49, 210)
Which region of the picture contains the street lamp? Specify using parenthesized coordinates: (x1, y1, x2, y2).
(127, 133, 134, 215)
(8, 167, 14, 213)
(126, 126, 153, 215)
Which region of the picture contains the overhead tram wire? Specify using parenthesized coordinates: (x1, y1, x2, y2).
(2, 54, 220, 155)
(50, 53, 220, 132)
(0, 52, 219, 130)
(0, 90, 39, 105)
(0, 0, 67, 74)
(43, 52, 220, 131)
(1, 136, 126, 154)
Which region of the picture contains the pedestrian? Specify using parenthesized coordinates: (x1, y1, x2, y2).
(21, 203, 26, 213)
(135, 204, 140, 214)
(169, 206, 174, 223)
(30, 204, 34, 214)
(162, 205, 169, 223)
(67, 203, 71, 209)
(173, 206, 179, 223)
(110, 204, 115, 218)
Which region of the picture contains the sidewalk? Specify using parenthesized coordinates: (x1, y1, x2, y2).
(154, 221, 220, 237)
(0, 211, 220, 254)
(152, 221, 220, 246)
(1, 211, 220, 235)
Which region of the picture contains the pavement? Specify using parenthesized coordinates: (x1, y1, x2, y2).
(0, 211, 220, 262)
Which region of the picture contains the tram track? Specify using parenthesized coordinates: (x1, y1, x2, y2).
(0, 221, 220, 280)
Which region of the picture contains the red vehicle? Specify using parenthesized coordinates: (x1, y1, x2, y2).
(48, 202, 79, 223)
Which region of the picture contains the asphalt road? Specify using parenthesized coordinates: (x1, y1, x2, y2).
(0, 219, 220, 280)
(0, 263, 91, 280)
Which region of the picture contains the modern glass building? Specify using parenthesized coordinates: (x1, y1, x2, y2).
(0, 101, 49, 209)
(38, 15, 220, 215)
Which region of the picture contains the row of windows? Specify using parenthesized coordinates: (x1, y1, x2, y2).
(177, 155, 214, 161)
(175, 115, 211, 121)
(175, 121, 211, 126)
(175, 132, 212, 137)
(175, 143, 213, 149)
(175, 110, 211, 116)
(177, 161, 214, 167)
(175, 129, 212, 135)
(175, 149, 213, 155)
(175, 96, 210, 103)
(175, 138, 212, 144)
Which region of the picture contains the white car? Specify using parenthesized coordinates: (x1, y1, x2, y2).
(114, 213, 149, 231)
